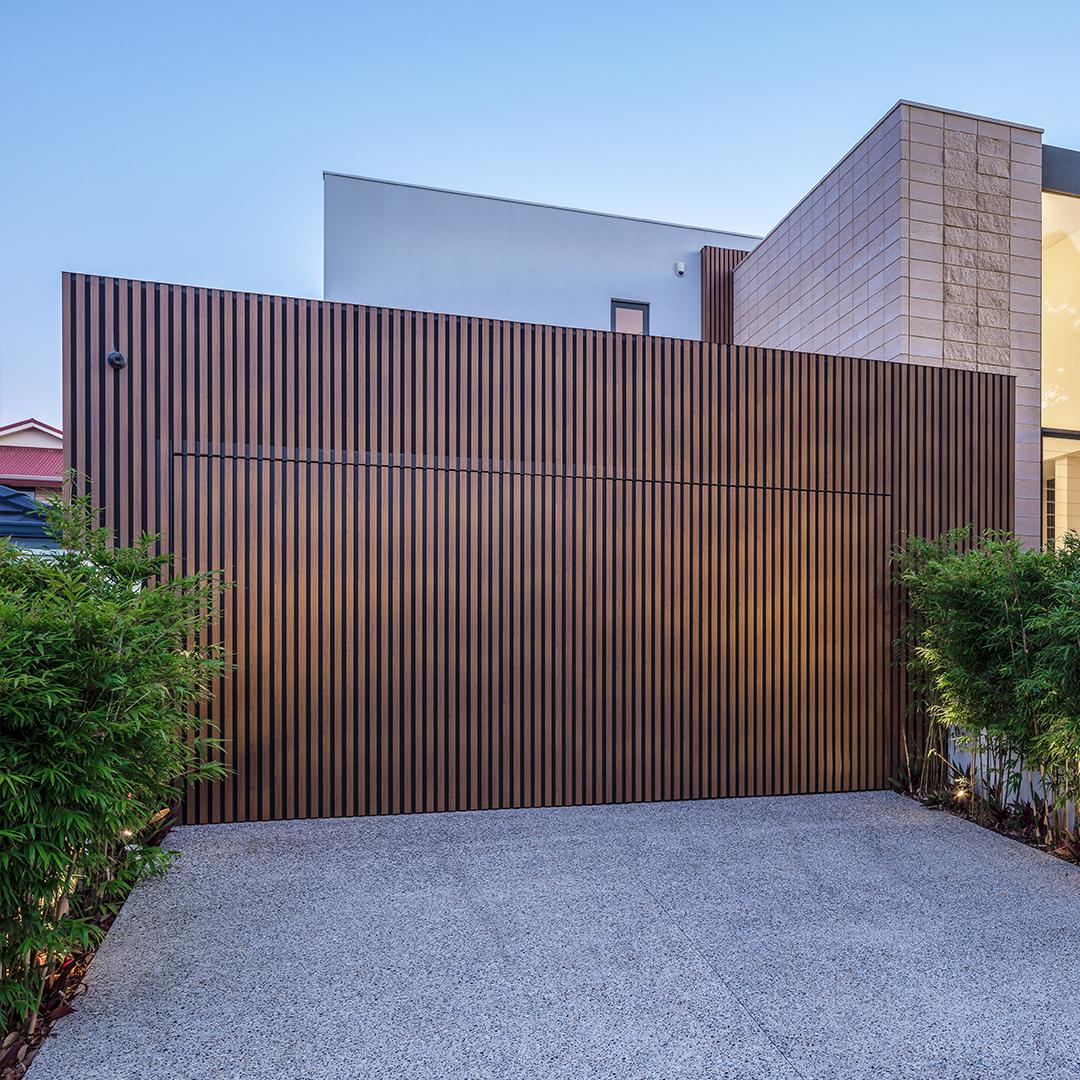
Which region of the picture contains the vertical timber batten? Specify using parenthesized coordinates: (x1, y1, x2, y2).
(700, 245, 748, 344)
(64, 273, 1015, 824)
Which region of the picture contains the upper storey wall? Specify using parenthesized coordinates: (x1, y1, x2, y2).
(324, 174, 758, 342)
(734, 105, 906, 362)
(732, 101, 1043, 546)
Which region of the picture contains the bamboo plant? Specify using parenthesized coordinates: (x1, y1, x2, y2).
(0, 496, 226, 1037)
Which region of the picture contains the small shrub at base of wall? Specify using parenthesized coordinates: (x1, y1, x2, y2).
(0, 495, 228, 1072)
(893, 528, 1080, 861)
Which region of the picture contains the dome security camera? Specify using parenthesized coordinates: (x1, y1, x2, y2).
(674, 261, 686, 277)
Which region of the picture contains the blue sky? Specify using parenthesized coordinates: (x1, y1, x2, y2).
(1, 0, 1076, 427)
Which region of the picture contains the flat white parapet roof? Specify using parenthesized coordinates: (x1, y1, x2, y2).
(322, 171, 762, 243)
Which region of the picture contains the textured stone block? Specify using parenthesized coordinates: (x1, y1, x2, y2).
(945, 247, 977, 268)
(944, 225, 978, 248)
(944, 263, 978, 285)
(977, 325, 1010, 347)
(976, 135, 1009, 158)
(944, 302, 977, 323)
(980, 217, 1010, 240)
(945, 320, 977, 343)
(943, 339, 978, 362)
(976, 191, 1009, 214)
(977, 306, 1009, 329)
(977, 156, 1011, 179)
(943, 282, 976, 304)
(944, 186, 977, 209)
(977, 269, 1009, 292)
(978, 344, 1011, 365)
(943, 168, 976, 190)
(976, 250, 1009, 273)
(976, 173, 1010, 196)
(944, 148, 977, 171)
(944, 129, 977, 150)
(944, 205, 977, 228)
(978, 288, 1009, 311)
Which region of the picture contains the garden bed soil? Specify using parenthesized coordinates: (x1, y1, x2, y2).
(1, 821, 174, 1079)
(0, 938, 100, 1079)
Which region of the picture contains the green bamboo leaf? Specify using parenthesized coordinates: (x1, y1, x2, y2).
(0, 496, 233, 1034)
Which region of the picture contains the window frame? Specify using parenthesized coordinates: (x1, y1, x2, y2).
(1039, 185, 1080, 544)
(610, 299, 650, 336)
(1041, 430, 1080, 548)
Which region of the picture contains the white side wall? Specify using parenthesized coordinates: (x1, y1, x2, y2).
(323, 174, 758, 341)
(0, 427, 63, 448)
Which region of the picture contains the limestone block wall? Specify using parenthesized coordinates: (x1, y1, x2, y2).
(733, 101, 1043, 546)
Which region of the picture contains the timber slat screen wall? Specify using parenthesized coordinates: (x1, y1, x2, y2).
(700, 245, 748, 343)
(64, 273, 1014, 824)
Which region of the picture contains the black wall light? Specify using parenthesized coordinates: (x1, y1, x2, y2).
(106, 350, 126, 370)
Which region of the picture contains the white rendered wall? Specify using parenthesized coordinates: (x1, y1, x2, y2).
(0, 427, 63, 448)
(324, 174, 758, 341)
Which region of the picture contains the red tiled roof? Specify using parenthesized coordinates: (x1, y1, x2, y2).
(0, 445, 64, 486)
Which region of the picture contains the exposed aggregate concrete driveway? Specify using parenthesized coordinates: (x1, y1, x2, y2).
(30, 792, 1080, 1079)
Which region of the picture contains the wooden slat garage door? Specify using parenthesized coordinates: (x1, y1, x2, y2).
(64, 275, 1014, 823)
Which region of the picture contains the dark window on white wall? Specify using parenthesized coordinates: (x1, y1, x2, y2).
(611, 299, 649, 335)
